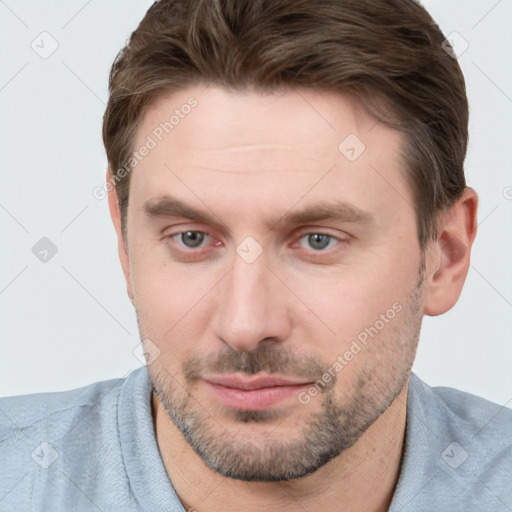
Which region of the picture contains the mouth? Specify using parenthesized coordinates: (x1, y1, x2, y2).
(202, 374, 312, 410)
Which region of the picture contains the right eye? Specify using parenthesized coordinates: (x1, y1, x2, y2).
(171, 231, 210, 249)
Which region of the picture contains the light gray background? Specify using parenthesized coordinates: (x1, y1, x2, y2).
(1, 0, 511, 406)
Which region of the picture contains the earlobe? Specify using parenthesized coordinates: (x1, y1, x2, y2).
(423, 187, 478, 316)
(106, 168, 134, 304)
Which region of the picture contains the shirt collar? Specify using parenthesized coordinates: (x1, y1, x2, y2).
(118, 367, 185, 511)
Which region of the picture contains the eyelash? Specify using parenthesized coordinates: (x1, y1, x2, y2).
(167, 230, 346, 256)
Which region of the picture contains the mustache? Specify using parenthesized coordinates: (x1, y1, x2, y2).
(183, 343, 328, 384)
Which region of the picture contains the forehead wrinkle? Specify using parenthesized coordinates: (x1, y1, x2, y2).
(203, 143, 301, 153)
(170, 148, 335, 176)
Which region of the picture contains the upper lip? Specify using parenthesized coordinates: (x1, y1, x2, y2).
(203, 374, 311, 390)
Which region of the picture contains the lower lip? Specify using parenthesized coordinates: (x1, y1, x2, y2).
(204, 381, 309, 410)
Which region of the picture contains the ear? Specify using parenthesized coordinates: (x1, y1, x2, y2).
(424, 187, 478, 316)
(107, 169, 134, 304)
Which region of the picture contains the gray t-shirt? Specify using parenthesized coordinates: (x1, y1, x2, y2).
(1, 367, 511, 511)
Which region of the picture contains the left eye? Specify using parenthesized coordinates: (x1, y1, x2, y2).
(172, 231, 210, 249)
(298, 233, 338, 251)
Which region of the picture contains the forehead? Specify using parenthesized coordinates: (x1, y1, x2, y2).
(128, 85, 411, 228)
(136, 85, 396, 164)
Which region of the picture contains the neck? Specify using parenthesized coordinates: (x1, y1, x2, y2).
(153, 385, 408, 512)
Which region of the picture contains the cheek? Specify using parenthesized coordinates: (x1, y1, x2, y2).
(129, 247, 223, 356)
(288, 248, 419, 347)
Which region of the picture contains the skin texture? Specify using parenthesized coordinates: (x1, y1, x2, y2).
(108, 85, 478, 511)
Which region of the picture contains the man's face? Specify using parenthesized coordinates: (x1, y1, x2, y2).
(122, 86, 426, 481)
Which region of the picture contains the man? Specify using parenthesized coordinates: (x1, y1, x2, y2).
(1, 0, 511, 510)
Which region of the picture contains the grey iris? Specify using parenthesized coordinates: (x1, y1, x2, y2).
(308, 234, 330, 250)
(181, 231, 205, 248)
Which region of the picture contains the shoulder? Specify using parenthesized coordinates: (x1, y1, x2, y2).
(434, 381, 512, 423)
(411, 373, 512, 443)
(0, 369, 152, 511)
(397, 374, 512, 511)
(0, 375, 125, 443)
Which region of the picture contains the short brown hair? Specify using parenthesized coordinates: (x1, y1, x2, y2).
(102, 0, 468, 248)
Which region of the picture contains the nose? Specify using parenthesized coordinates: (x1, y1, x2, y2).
(211, 251, 293, 352)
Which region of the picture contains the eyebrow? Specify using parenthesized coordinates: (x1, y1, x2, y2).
(144, 196, 217, 224)
(143, 195, 374, 229)
(280, 201, 374, 226)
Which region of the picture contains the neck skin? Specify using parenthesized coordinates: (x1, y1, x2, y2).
(152, 384, 408, 512)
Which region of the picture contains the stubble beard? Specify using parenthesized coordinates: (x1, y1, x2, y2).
(144, 268, 425, 482)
